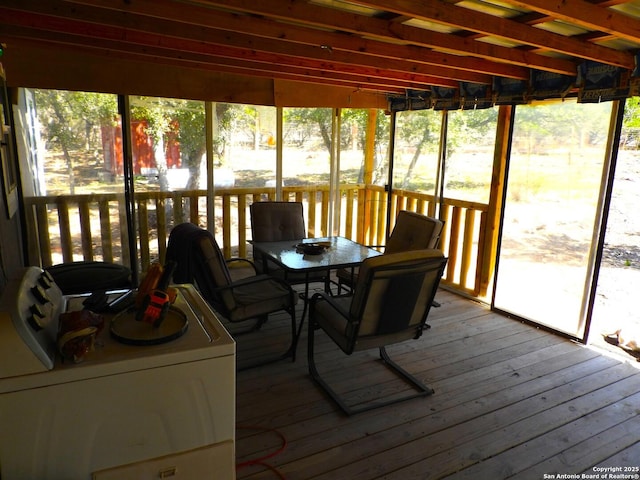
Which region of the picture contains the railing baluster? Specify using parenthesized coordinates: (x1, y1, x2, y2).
(345, 188, 354, 238)
(366, 188, 380, 246)
(172, 192, 184, 225)
(321, 190, 329, 237)
(189, 191, 199, 223)
(156, 195, 167, 264)
(460, 208, 476, 290)
(238, 193, 247, 258)
(395, 193, 405, 215)
(137, 200, 150, 268)
(117, 196, 131, 270)
(99, 199, 113, 263)
(475, 211, 489, 296)
(58, 200, 73, 263)
(222, 194, 231, 258)
(79, 200, 93, 261)
(308, 190, 317, 237)
(375, 192, 386, 246)
(440, 203, 451, 263)
(447, 206, 461, 283)
(35, 203, 52, 267)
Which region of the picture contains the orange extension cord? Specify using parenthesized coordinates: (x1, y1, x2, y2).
(236, 425, 288, 480)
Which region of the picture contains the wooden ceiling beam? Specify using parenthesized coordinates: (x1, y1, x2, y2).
(54, 0, 527, 80)
(1, 2, 483, 85)
(1, 34, 408, 96)
(71, 0, 580, 75)
(0, 16, 449, 91)
(4, 0, 638, 100)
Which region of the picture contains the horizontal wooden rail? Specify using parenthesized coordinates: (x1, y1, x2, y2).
(23, 184, 489, 296)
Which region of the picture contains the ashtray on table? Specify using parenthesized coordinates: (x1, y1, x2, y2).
(295, 242, 330, 255)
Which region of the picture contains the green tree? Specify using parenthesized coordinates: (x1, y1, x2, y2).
(227, 105, 259, 150)
(35, 90, 117, 194)
(341, 109, 390, 184)
(396, 109, 441, 188)
(73, 92, 118, 152)
(131, 97, 211, 190)
(621, 97, 640, 148)
(284, 108, 333, 151)
(623, 97, 640, 128)
(514, 102, 610, 157)
(172, 102, 207, 189)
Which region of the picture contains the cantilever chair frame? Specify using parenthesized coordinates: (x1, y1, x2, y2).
(167, 222, 299, 368)
(308, 250, 448, 415)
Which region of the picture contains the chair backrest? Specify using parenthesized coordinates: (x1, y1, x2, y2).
(385, 211, 444, 254)
(347, 249, 447, 350)
(250, 201, 306, 242)
(166, 222, 236, 313)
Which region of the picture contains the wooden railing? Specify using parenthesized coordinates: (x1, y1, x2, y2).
(361, 185, 490, 296)
(23, 184, 490, 297)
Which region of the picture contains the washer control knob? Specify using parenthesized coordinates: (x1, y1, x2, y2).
(31, 285, 49, 304)
(38, 273, 53, 289)
(28, 304, 46, 331)
(42, 270, 55, 285)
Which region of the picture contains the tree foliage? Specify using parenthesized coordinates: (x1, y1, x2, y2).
(396, 109, 441, 187)
(130, 97, 207, 189)
(34, 88, 622, 198)
(284, 108, 333, 150)
(623, 97, 640, 128)
(35, 90, 118, 193)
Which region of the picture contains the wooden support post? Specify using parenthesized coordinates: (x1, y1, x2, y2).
(360, 108, 377, 244)
(479, 105, 512, 296)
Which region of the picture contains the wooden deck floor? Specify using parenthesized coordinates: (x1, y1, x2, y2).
(231, 287, 640, 480)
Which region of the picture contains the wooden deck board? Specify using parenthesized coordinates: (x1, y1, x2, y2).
(452, 392, 640, 479)
(234, 289, 640, 479)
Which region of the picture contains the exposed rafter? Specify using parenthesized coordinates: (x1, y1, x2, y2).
(1, 0, 639, 103)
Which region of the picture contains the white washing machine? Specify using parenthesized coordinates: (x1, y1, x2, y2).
(0, 267, 236, 479)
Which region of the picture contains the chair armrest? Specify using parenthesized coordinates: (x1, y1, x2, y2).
(226, 257, 257, 274)
(218, 273, 294, 293)
(310, 292, 352, 320)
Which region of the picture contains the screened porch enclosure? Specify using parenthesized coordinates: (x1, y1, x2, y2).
(19, 92, 493, 298)
(14, 88, 637, 345)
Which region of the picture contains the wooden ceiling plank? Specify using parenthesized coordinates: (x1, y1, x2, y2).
(503, 0, 640, 43)
(347, 0, 635, 68)
(449, 0, 633, 49)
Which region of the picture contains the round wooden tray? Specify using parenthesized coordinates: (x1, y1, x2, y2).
(110, 306, 188, 345)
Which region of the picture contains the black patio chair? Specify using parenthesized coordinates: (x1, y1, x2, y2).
(335, 210, 444, 293)
(308, 248, 448, 415)
(166, 222, 299, 368)
(250, 200, 329, 288)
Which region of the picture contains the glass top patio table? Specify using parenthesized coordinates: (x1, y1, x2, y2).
(250, 236, 382, 359)
(250, 236, 382, 274)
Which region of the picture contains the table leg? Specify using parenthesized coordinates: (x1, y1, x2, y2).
(290, 272, 310, 361)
